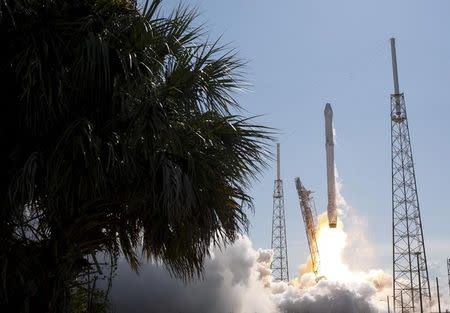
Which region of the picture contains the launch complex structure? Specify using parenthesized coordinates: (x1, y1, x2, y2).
(295, 178, 320, 277)
(269, 38, 442, 313)
(270, 143, 289, 282)
(270, 101, 336, 281)
(270, 38, 444, 313)
(270, 98, 338, 281)
(389, 38, 431, 313)
(447, 258, 450, 297)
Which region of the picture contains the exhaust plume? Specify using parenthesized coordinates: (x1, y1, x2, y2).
(108, 172, 393, 313)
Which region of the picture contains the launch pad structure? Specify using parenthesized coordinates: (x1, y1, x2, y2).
(268, 40, 435, 309)
(295, 178, 320, 277)
(270, 143, 289, 282)
(390, 38, 431, 313)
(447, 258, 450, 296)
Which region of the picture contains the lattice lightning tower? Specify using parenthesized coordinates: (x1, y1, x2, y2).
(390, 38, 431, 313)
(447, 258, 450, 296)
(270, 143, 289, 282)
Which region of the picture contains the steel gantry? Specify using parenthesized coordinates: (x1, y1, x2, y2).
(270, 143, 289, 282)
(390, 38, 431, 313)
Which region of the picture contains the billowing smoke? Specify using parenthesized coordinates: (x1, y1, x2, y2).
(109, 234, 391, 313)
(274, 172, 392, 313)
(110, 236, 277, 313)
(108, 173, 394, 313)
(275, 276, 390, 313)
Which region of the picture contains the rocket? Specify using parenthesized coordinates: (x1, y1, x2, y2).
(324, 103, 337, 228)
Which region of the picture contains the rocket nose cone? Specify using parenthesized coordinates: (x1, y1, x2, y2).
(324, 103, 333, 116)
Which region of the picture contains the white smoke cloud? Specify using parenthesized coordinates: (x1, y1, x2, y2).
(275, 279, 386, 313)
(108, 234, 392, 313)
(106, 169, 405, 313)
(109, 236, 276, 313)
(335, 168, 377, 271)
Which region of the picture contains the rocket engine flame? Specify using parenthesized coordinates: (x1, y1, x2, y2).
(287, 171, 393, 313)
(108, 165, 398, 313)
(315, 212, 349, 281)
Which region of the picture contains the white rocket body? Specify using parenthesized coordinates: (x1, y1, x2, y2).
(324, 103, 337, 228)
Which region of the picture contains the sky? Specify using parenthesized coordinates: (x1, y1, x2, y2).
(158, 0, 450, 283)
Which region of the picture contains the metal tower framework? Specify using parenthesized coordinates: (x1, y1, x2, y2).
(270, 143, 289, 282)
(295, 178, 320, 277)
(447, 258, 450, 296)
(390, 38, 431, 313)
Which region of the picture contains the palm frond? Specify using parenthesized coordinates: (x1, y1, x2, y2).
(1, 0, 274, 310)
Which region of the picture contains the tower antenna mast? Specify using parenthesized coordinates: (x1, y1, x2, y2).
(447, 258, 450, 296)
(390, 38, 431, 313)
(270, 143, 289, 281)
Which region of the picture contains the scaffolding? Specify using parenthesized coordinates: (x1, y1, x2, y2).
(270, 143, 289, 282)
(390, 38, 431, 313)
(295, 178, 320, 277)
(447, 258, 450, 296)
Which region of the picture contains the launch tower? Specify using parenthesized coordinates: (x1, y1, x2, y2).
(447, 258, 450, 296)
(270, 143, 289, 282)
(295, 178, 320, 277)
(390, 38, 431, 312)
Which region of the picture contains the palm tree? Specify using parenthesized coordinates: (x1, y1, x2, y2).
(0, 0, 271, 312)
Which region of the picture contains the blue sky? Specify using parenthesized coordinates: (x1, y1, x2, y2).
(160, 0, 450, 281)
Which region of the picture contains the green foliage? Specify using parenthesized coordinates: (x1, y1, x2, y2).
(0, 0, 272, 311)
